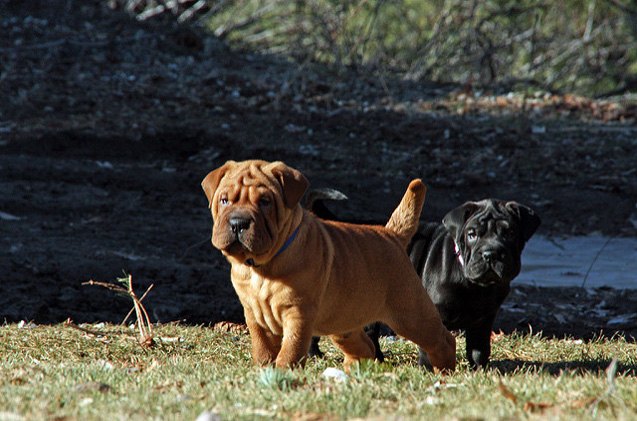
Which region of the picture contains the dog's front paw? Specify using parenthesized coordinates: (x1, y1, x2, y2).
(469, 348, 490, 369)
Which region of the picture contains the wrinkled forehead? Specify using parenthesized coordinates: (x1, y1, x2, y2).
(220, 163, 279, 195)
(467, 202, 510, 228)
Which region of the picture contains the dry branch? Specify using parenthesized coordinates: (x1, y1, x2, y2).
(82, 275, 155, 347)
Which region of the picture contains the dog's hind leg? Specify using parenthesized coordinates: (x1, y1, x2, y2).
(308, 336, 324, 358)
(329, 330, 376, 369)
(385, 296, 456, 372)
(365, 322, 385, 362)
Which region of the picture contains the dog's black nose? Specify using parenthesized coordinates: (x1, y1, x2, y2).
(230, 217, 251, 234)
(481, 250, 495, 262)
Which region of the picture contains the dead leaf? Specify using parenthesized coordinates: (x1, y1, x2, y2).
(524, 401, 554, 413)
(292, 412, 335, 421)
(490, 330, 506, 342)
(498, 380, 518, 404)
(496, 96, 508, 107)
(140, 335, 155, 348)
(10, 377, 27, 385)
(75, 382, 112, 393)
(213, 321, 248, 334)
(571, 396, 597, 409)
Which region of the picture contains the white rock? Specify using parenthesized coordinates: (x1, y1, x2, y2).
(195, 411, 221, 421)
(321, 367, 348, 382)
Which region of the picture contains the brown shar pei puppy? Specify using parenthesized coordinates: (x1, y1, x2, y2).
(201, 160, 456, 371)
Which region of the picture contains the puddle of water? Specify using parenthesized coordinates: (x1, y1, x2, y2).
(518, 235, 637, 289)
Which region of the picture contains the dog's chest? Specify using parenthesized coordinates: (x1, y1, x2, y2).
(430, 283, 508, 330)
(232, 272, 286, 335)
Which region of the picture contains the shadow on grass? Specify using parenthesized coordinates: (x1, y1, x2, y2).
(490, 359, 637, 376)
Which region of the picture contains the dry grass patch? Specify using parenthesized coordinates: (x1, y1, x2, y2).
(0, 323, 635, 420)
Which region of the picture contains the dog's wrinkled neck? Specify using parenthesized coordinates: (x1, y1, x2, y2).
(274, 224, 301, 257)
(243, 209, 305, 269)
(245, 224, 300, 267)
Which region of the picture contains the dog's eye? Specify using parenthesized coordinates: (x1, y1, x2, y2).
(220, 197, 230, 206)
(466, 229, 478, 241)
(259, 196, 271, 207)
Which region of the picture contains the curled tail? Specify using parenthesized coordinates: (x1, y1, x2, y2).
(385, 179, 427, 248)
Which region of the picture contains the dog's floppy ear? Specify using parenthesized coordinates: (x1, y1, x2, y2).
(443, 201, 481, 239)
(201, 161, 235, 207)
(505, 201, 541, 242)
(269, 162, 309, 209)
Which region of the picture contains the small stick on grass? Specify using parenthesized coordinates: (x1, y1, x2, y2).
(121, 283, 154, 326)
(126, 274, 154, 347)
(82, 274, 155, 347)
(64, 318, 108, 338)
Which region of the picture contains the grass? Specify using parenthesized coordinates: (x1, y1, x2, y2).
(1, 323, 636, 420)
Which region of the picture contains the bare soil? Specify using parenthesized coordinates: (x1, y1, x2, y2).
(1, 1, 636, 340)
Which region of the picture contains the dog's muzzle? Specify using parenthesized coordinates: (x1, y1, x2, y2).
(465, 247, 510, 285)
(215, 213, 256, 253)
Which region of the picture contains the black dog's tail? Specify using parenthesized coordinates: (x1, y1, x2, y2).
(304, 188, 348, 220)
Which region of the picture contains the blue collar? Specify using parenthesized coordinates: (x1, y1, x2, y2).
(246, 225, 301, 267)
(274, 225, 301, 258)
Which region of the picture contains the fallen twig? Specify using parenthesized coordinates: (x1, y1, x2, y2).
(64, 318, 108, 338)
(82, 274, 155, 347)
(121, 283, 154, 326)
(83, 279, 128, 294)
(581, 235, 615, 288)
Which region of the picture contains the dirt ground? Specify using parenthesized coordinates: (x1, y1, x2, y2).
(1, 1, 636, 340)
